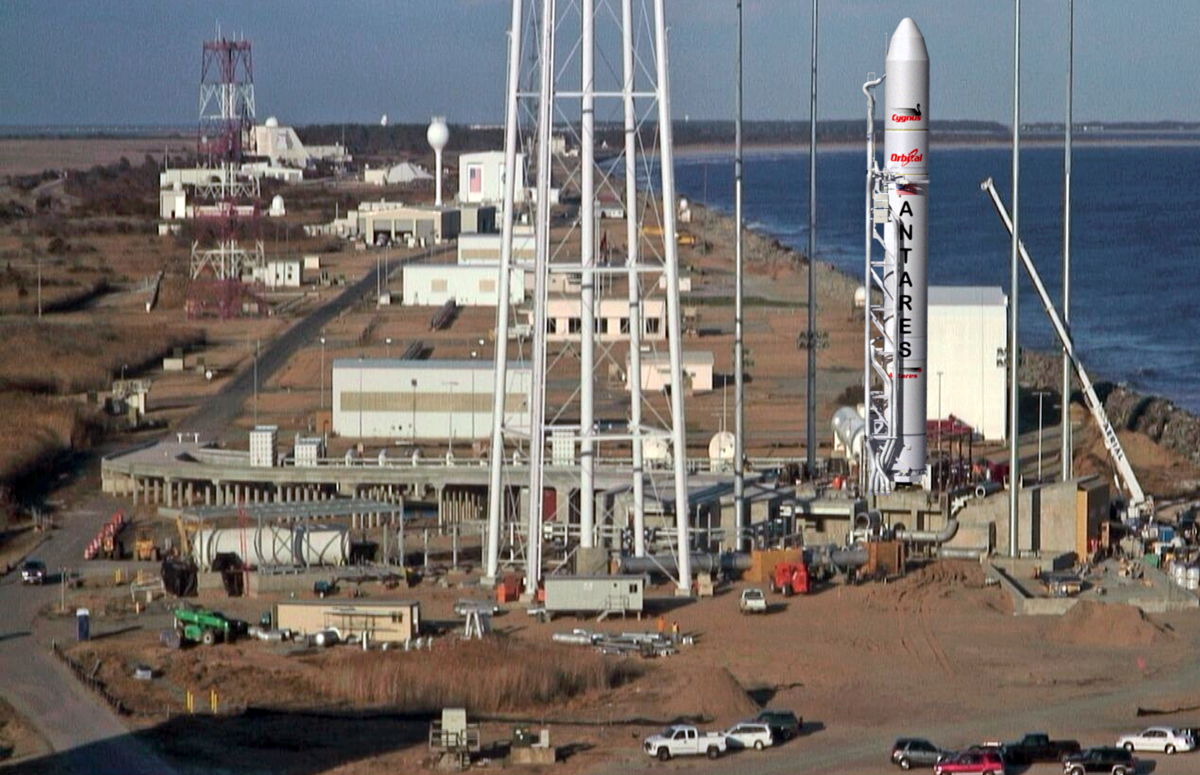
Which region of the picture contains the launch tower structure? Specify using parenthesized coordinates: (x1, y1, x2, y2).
(483, 0, 694, 594)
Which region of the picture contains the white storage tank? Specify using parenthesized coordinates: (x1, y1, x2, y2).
(193, 526, 295, 569)
(294, 526, 349, 567)
(832, 406, 866, 460)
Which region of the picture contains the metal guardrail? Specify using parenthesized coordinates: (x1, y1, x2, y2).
(280, 455, 795, 474)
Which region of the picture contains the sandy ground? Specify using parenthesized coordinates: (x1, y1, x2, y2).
(30, 559, 1200, 774)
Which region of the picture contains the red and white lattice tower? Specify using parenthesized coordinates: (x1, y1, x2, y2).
(198, 35, 255, 166)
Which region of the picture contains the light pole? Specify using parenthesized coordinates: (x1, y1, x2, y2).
(319, 336, 327, 410)
(470, 350, 479, 445)
(410, 378, 418, 444)
(937, 370, 944, 490)
(446, 380, 460, 456)
(253, 338, 260, 425)
(1034, 389, 1050, 481)
(385, 337, 392, 358)
(357, 357, 364, 439)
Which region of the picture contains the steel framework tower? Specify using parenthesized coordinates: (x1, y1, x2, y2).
(198, 35, 255, 165)
(483, 0, 693, 594)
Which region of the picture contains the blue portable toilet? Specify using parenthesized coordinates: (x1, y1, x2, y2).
(76, 608, 90, 641)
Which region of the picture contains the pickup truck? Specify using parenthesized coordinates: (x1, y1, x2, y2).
(643, 724, 727, 761)
(739, 588, 768, 614)
(1003, 732, 1081, 764)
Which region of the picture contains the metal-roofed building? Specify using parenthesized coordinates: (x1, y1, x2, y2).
(331, 359, 531, 440)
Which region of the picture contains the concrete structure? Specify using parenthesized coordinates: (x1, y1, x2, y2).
(457, 204, 496, 235)
(361, 205, 459, 246)
(542, 297, 667, 342)
(252, 259, 302, 289)
(249, 426, 277, 468)
(543, 575, 644, 616)
(160, 185, 187, 219)
(927, 286, 1008, 440)
(628, 350, 713, 393)
(248, 117, 350, 167)
(274, 600, 419, 643)
(951, 476, 1109, 557)
(458, 150, 527, 204)
(457, 231, 534, 266)
(294, 436, 323, 467)
(401, 263, 525, 307)
(332, 359, 531, 440)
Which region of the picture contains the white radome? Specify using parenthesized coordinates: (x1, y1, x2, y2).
(264, 116, 279, 128)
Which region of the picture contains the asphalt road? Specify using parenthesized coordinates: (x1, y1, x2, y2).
(183, 245, 450, 440)
(0, 249, 435, 772)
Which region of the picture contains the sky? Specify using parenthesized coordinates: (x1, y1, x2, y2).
(1, 0, 1197, 127)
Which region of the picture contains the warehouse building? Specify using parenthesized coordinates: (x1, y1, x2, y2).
(274, 600, 419, 643)
(360, 205, 460, 246)
(927, 286, 1007, 440)
(458, 151, 527, 204)
(401, 263, 525, 307)
(542, 297, 667, 342)
(332, 359, 531, 440)
(457, 231, 536, 265)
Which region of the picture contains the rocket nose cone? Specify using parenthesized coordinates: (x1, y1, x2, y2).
(887, 17, 928, 62)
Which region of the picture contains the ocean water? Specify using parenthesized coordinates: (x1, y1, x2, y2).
(671, 145, 1200, 414)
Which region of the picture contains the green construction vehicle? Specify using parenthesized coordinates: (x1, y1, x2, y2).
(170, 608, 244, 647)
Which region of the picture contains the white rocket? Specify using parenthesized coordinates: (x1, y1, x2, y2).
(884, 18, 928, 484)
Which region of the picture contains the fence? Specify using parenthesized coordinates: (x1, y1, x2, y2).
(50, 641, 128, 716)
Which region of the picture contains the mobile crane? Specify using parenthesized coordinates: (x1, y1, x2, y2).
(980, 178, 1152, 522)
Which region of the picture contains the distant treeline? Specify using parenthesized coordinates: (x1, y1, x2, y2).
(297, 119, 1200, 158)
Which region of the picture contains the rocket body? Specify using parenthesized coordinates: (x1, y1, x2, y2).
(884, 18, 928, 484)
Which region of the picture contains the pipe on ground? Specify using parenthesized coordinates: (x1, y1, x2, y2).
(895, 518, 959, 545)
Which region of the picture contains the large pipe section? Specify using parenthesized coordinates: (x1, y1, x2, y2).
(883, 18, 929, 484)
(192, 526, 349, 570)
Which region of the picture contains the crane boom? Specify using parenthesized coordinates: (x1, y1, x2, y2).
(980, 178, 1150, 519)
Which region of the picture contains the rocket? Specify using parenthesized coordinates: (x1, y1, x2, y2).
(884, 18, 928, 484)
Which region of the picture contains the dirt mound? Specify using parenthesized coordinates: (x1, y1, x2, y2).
(1075, 425, 1200, 499)
(625, 661, 758, 725)
(1047, 601, 1172, 648)
(863, 560, 987, 611)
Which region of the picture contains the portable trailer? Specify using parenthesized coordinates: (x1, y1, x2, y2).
(542, 575, 645, 620)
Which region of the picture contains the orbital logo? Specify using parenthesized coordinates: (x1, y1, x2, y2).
(890, 149, 924, 166)
(891, 104, 923, 123)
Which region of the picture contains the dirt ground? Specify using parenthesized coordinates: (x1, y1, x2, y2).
(0, 138, 193, 177)
(40, 559, 1200, 774)
(0, 696, 48, 765)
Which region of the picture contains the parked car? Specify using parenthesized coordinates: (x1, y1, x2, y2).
(1004, 732, 1082, 763)
(933, 751, 1004, 775)
(738, 588, 768, 614)
(1062, 746, 1138, 775)
(891, 738, 948, 769)
(724, 722, 774, 751)
(1116, 726, 1196, 754)
(643, 725, 727, 761)
(755, 709, 802, 741)
(20, 559, 46, 585)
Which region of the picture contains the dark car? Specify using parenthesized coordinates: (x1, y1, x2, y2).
(1062, 746, 1137, 775)
(20, 560, 47, 585)
(1005, 732, 1082, 764)
(892, 738, 947, 769)
(754, 709, 802, 741)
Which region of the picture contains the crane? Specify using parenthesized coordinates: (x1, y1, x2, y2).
(980, 178, 1152, 521)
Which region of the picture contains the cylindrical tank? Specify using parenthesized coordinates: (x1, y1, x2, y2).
(883, 18, 929, 484)
(1187, 565, 1199, 591)
(192, 526, 296, 569)
(832, 406, 866, 459)
(294, 526, 349, 567)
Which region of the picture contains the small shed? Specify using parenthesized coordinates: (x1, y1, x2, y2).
(543, 575, 644, 617)
(275, 600, 420, 643)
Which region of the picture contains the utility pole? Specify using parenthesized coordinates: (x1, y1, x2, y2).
(1008, 0, 1022, 557)
(733, 0, 746, 551)
(1034, 389, 1050, 481)
(1061, 0, 1074, 482)
(253, 338, 260, 425)
(805, 0, 819, 478)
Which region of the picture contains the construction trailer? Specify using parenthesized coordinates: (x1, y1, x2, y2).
(274, 600, 420, 643)
(543, 575, 644, 618)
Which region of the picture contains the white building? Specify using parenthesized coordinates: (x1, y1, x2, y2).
(294, 436, 324, 467)
(458, 151, 527, 204)
(401, 264, 525, 307)
(457, 231, 535, 265)
(249, 426, 278, 468)
(627, 350, 714, 393)
(331, 359, 531, 440)
(251, 259, 302, 289)
(542, 297, 667, 342)
(364, 162, 432, 186)
(248, 117, 350, 167)
(927, 286, 1008, 441)
(360, 205, 460, 245)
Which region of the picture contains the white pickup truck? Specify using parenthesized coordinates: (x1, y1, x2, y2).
(643, 724, 728, 761)
(739, 587, 768, 614)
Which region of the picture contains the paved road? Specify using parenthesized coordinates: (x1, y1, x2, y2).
(1, 250, 437, 772)
(183, 245, 450, 440)
(0, 498, 176, 774)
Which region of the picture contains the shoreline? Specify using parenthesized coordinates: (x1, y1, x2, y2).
(684, 198, 1200, 472)
(673, 135, 1200, 159)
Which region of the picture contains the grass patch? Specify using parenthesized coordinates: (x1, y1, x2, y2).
(0, 320, 202, 394)
(321, 640, 642, 714)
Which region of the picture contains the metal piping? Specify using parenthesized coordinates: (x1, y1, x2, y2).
(895, 518, 958, 545)
(937, 546, 988, 560)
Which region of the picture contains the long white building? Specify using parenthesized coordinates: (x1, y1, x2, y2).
(927, 286, 1007, 440)
(401, 263, 525, 307)
(331, 359, 531, 440)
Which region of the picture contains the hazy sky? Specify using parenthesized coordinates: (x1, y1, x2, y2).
(2, 0, 1196, 126)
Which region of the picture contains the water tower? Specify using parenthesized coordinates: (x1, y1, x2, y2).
(427, 116, 449, 206)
